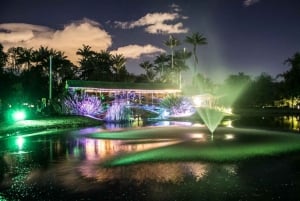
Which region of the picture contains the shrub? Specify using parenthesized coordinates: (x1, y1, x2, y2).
(160, 94, 193, 116)
(104, 99, 132, 122)
(62, 92, 102, 116)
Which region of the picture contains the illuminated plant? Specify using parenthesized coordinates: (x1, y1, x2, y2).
(104, 99, 131, 122)
(160, 94, 193, 116)
(62, 92, 102, 116)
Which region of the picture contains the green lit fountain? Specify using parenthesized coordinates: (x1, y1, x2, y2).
(189, 77, 249, 138)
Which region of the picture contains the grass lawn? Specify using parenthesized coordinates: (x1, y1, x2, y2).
(0, 115, 101, 137)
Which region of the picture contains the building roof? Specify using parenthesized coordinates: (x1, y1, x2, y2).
(66, 80, 181, 93)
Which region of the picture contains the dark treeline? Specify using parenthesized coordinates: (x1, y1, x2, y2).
(0, 34, 300, 109)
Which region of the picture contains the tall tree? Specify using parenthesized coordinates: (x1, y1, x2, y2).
(77, 46, 115, 81)
(154, 53, 169, 82)
(76, 45, 96, 80)
(28, 46, 74, 99)
(76, 45, 95, 62)
(0, 43, 7, 74)
(112, 54, 126, 81)
(173, 49, 192, 86)
(139, 61, 156, 82)
(250, 73, 277, 107)
(18, 47, 34, 71)
(6, 47, 24, 74)
(185, 32, 207, 73)
(94, 50, 114, 81)
(280, 52, 300, 108)
(164, 35, 180, 70)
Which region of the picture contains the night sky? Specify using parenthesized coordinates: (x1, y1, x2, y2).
(1, 0, 300, 82)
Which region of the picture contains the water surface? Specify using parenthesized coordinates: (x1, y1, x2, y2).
(1, 118, 300, 201)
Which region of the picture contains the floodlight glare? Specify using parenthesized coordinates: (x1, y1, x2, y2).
(12, 110, 26, 121)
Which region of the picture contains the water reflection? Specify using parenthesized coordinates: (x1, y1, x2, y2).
(2, 121, 300, 200)
(277, 115, 300, 131)
(78, 138, 179, 161)
(0, 129, 239, 193)
(234, 115, 300, 132)
(0, 134, 182, 185)
(79, 162, 208, 184)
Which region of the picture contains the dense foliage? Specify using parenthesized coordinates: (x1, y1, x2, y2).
(0, 36, 299, 110)
(62, 92, 102, 116)
(160, 94, 194, 116)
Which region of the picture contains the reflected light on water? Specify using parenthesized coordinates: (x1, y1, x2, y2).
(192, 123, 205, 127)
(188, 133, 206, 142)
(222, 119, 233, 128)
(79, 138, 180, 161)
(71, 127, 104, 135)
(16, 137, 25, 150)
(282, 116, 300, 131)
(78, 162, 208, 184)
(225, 134, 234, 140)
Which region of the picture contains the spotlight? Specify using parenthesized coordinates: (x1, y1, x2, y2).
(12, 110, 26, 121)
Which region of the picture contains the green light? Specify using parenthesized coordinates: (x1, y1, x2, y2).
(12, 110, 26, 121)
(16, 137, 25, 149)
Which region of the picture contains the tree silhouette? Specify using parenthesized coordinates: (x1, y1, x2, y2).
(139, 60, 156, 82)
(164, 35, 180, 70)
(280, 52, 300, 108)
(185, 32, 207, 73)
(112, 54, 126, 81)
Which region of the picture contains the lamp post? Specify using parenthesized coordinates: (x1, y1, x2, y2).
(180, 47, 186, 90)
(49, 55, 52, 102)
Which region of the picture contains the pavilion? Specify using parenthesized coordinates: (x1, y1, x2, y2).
(65, 80, 181, 105)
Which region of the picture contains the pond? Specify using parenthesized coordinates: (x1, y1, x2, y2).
(1, 115, 300, 201)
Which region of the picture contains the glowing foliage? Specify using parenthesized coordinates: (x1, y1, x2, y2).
(160, 94, 194, 116)
(62, 92, 102, 116)
(104, 100, 131, 122)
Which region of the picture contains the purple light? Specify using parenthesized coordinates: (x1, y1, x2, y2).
(63, 93, 102, 116)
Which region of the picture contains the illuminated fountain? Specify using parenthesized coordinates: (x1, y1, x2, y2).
(186, 76, 249, 137)
(192, 94, 232, 136)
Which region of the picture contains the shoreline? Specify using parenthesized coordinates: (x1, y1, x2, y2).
(0, 115, 101, 138)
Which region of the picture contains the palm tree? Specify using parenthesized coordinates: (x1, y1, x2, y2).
(112, 54, 126, 81)
(164, 35, 180, 70)
(76, 45, 96, 80)
(173, 48, 192, 87)
(154, 53, 169, 82)
(7, 47, 23, 74)
(17, 47, 34, 71)
(0, 43, 7, 74)
(76, 45, 95, 62)
(140, 61, 156, 82)
(185, 32, 207, 73)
